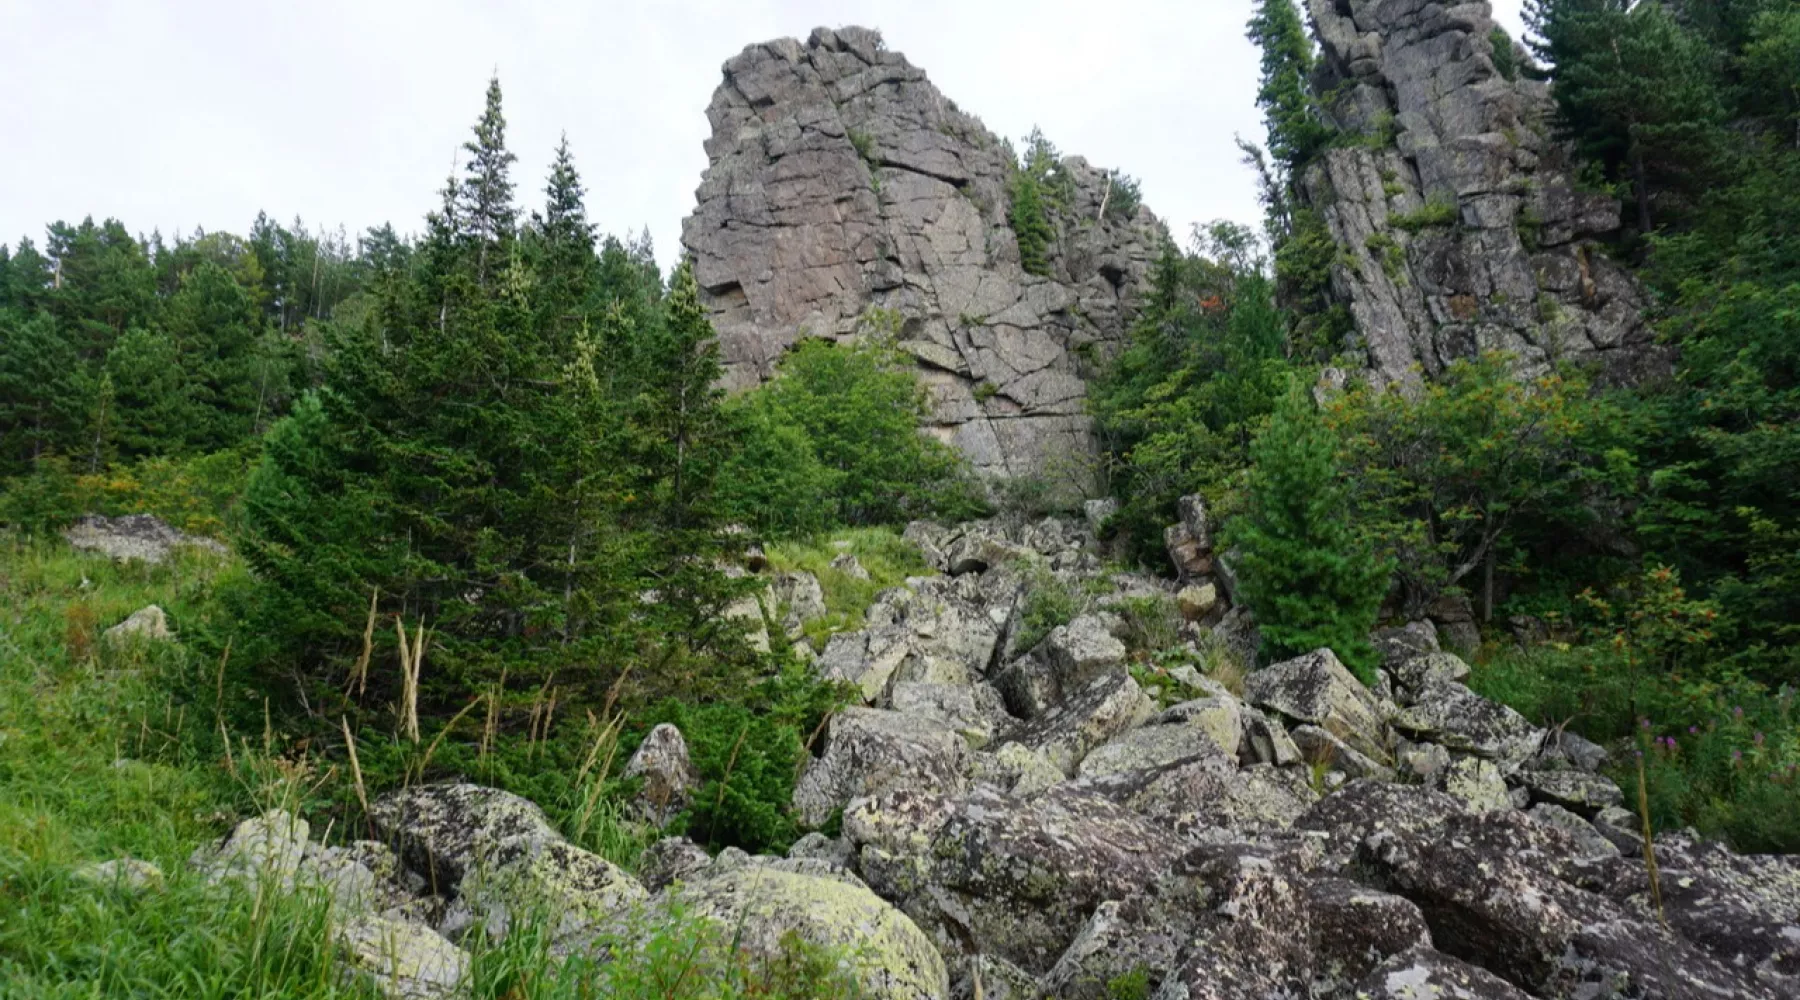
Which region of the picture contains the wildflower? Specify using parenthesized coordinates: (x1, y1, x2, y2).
(1731, 750, 1741, 763)
(1754, 732, 1764, 746)
(1688, 726, 1698, 735)
(1733, 706, 1743, 718)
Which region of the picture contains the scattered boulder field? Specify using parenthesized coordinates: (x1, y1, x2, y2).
(146, 507, 1797, 999)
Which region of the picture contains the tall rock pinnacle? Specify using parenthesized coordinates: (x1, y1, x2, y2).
(680, 27, 1164, 488)
(1304, 0, 1659, 385)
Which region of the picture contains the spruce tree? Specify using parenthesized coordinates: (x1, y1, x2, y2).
(1527, 0, 1727, 231)
(1229, 383, 1390, 682)
(458, 76, 517, 286)
(0, 311, 82, 473)
(1247, 0, 1332, 171)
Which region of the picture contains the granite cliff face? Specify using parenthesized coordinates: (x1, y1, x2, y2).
(680, 27, 1164, 486)
(1303, 0, 1659, 385)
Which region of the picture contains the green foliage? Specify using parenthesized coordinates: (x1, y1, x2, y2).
(1273, 208, 1353, 359)
(1364, 232, 1405, 280)
(1229, 384, 1390, 681)
(1102, 170, 1143, 221)
(766, 527, 933, 647)
(1246, 0, 1335, 170)
(1528, 0, 1728, 231)
(1323, 353, 1626, 619)
(1092, 232, 1295, 564)
(1013, 568, 1082, 653)
(1388, 197, 1460, 232)
(1489, 25, 1520, 82)
(719, 338, 981, 535)
(1008, 127, 1069, 277)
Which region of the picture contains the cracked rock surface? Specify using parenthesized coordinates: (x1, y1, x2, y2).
(681, 26, 1163, 486)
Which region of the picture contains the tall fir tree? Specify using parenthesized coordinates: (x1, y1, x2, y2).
(459, 76, 518, 287)
(1229, 383, 1390, 681)
(1527, 0, 1727, 231)
(1247, 0, 1333, 171)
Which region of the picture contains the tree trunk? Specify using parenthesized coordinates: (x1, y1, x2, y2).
(1483, 546, 1495, 624)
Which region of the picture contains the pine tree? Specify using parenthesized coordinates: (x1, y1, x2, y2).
(1247, 0, 1333, 171)
(459, 76, 518, 286)
(0, 311, 82, 473)
(1528, 0, 1727, 231)
(1229, 383, 1390, 682)
(529, 134, 598, 349)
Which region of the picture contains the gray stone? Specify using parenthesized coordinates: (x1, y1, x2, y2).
(1512, 768, 1624, 814)
(1388, 650, 1472, 694)
(1245, 648, 1389, 762)
(1039, 615, 1127, 690)
(1075, 720, 1229, 779)
(623, 723, 700, 827)
(336, 914, 469, 1000)
(1152, 696, 1243, 759)
(1437, 756, 1511, 813)
(1526, 803, 1620, 862)
(681, 28, 1162, 484)
(650, 860, 948, 1000)
(1001, 670, 1156, 777)
(1390, 680, 1543, 772)
(104, 605, 174, 644)
(1354, 947, 1535, 1000)
(64, 513, 228, 564)
(637, 836, 712, 892)
(792, 707, 971, 826)
(1292, 724, 1396, 781)
(75, 857, 165, 892)
(1238, 706, 1302, 766)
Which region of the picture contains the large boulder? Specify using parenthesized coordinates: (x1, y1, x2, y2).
(622, 723, 700, 827)
(999, 670, 1156, 777)
(1245, 648, 1390, 762)
(1353, 947, 1535, 1000)
(657, 858, 948, 1000)
(1360, 810, 1782, 999)
(64, 513, 228, 564)
(1039, 614, 1128, 690)
(104, 605, 174, 644)
(368, 784, 645, 942)
(792, 707, 971, 826)
(1390, 680, 1543, 772)
(846, 785, 1186, 974)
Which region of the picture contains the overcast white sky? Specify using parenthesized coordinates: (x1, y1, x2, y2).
(0, 0, 1527, 269)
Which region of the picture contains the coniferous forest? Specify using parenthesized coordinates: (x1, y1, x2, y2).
(2, 3, 1798, 997)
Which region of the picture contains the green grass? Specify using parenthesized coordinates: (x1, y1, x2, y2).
(0, 535, 857, 997)
(1389, 197, 1460, 232)
(1468, 640, 1800, 852)
(765, 527, 932, 650)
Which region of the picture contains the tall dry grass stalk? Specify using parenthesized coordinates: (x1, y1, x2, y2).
(348, 589, 378, 698)
(416, 695, 484, 784)
(393, 617, 427, 743)
(341, 716, 370, 821)
(1635, 742, 1667, 925)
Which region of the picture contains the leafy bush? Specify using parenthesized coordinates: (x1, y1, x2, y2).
(1229, 384, 1390, 681)
(1012, 568, 1082, 653)
(766, 526, 933, 648)
(1389, 198, 1460, 231)
(719, 338, 982, 535)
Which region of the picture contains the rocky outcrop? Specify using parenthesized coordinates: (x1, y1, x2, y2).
(1302, 0, 1659, 385)
(65, 514, 228, 564)
(681, 26, 1164, 484)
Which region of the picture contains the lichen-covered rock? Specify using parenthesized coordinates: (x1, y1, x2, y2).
(75, 857, 165, 891)
(1039, 615, 1128, 691)
(192, 810, 311, 889)
(64, 513, 228, 564)
(623, 723, 700, 826)
(1173, 583, 1218, 622)
(1291, 724, 1397, 782)
(1301, 0, 1658, 387)
(767, 571, 827, 638)
(1153, 695, 1243, 759)
(1001, 670, 1155, 776)
(1585, 837, 1800, 991)
(1360, 810, 1781, 999)
(1525, 803, 1619, 862)
(1076, 719, 1228, 779)
(681, 27, 1162, 484)
(1388, 650, 1472, 694)
(1295, 780, 1463, 866)
(336, 914, 469, 1000)
(638, 836, 712, 893)
(971, 741, 1065, 797)
(1511, 767, 1624, 814)
(792, 707, 971, 826)
(847, 785, 1186, 974)
(991, 652, 1061, 720)
(1373, 620, 1440, 670)
(1354, 946, 1535, 1000)
(1238, 706, 1302, 767)
(1245, 648, 1389, 762)
(887, 680, 1012, 749)
(1078, 756, 1320, 840)
(1390, 680, 1542, 772)
(1304, 877, 1434, 991)
(369, 784, 644, 944)
(104, 605, 173, 643)
(1437, 756, 1512, 813)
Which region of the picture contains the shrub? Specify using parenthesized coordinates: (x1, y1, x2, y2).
(718, 339, 982, 535)
(1229, 384, 1390, 681)
(1390, 198, 1460, 231)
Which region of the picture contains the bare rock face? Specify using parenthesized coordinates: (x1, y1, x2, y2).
(681, 26, 1164, 485)
(1303, 0, 1660, 386)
